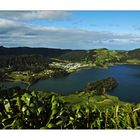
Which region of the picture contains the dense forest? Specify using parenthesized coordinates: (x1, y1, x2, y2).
(0, 46, 72, 58)
(0, 46, 139, 64)
(0, 55, 50, 71)
(0, 52, 69, 84)
(85, 77, 118, 95)
(0, 46, 128, 62)
(128, 48, 140, 59)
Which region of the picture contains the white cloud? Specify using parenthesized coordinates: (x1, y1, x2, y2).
(0, 22, 140, 50)
(0, 18, 18, 27)
(0, 11, 70, 20)
(22, 11, 70, 20)
(0, 11, 140, 50)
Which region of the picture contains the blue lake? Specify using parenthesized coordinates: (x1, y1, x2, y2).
(1, 64, 140, 103)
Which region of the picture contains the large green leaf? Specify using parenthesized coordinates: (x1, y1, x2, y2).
(37, 107, 43, 116)
(21, 93, 32, 106)
(3, 99, 11, 113)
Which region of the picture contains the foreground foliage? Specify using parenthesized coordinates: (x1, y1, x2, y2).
(0, 89, 140, 129)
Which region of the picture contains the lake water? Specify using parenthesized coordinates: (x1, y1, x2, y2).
(0, 64, 140, 103)
(0, 81, 27, 89)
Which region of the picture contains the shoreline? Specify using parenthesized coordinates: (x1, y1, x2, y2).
(1, 62, 140, 85)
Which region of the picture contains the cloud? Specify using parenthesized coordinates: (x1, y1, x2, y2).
(0, 11, 70, 21)
(0, 18, 17, 27)
(23, 11, 70, 20)
(0, 11, 140, 50)
(0, 20, 140, 50)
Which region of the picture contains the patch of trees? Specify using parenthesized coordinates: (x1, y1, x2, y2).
(51, 69, 69, 77)
(0, 71, 9, 81)
(128, 49, 140, 59)
(0, 46, 72, 58)
(94, 50, 128, 67)
(28, 69, 69, 84)
(85, 77, 118, 95)
(0, 86, 29, 99)
(0, 55, 51, 72)
(0, 71, 5, 80)
(59, 50, 96, 62)
(59, 49, 128, 64)
(0, 46, 131, 64)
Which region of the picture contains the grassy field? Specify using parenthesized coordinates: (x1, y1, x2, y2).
(127, 59, 140, 64)
(9, 71, 30, 84)
(8, 69, 59, 84)
(59, 91, 129, 111)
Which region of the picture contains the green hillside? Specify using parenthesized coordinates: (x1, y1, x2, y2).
(128, 48, 140, 59)
(59, 48, 128, 67)
(127, 49, 140, 64)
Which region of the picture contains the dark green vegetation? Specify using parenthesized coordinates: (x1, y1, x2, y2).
(128, 48, 140, 59)
(85, 77, 118, 95)
(59, 50, 94, 62)
(59, 48, 127, 66)
(0, 46, 130, 64)
(0, 46, 139, 69)
(0, 54, 69, 84)
(0, 54, 50, 72)
(1, 46, 139, 86)
(0, 78, 140, 129)
(1, 46, 140, 129)
(127, 48, 140, 64)
(0, 46, 136, 84)
(0, 46, 72, 58)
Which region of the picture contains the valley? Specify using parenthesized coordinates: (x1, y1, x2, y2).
(0, 46, 140, 129)
(0, 46, 132, 85)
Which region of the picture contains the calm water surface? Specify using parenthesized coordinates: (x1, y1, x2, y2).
(1, 64, 140, 103)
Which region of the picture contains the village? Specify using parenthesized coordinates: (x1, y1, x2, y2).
(49, 61, 89, 72)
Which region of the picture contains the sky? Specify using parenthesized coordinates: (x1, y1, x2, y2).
(1, 11, 140, 50)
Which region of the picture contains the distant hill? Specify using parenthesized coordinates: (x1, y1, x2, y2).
(58, 50, 97, 62)
(0, 46, 140, 63)
(128, 48, 140, 59)
(58, 48, 128, 65)
(0, 46, 96, 62)
(0, 46, 73, 58)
